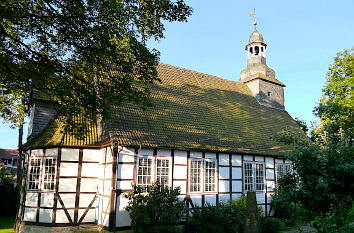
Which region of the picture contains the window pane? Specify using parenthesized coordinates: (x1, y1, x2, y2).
(42, 157, 57, 191)
(255, 163, 264, 191)
(27, 157, 42, 190)
(190, 160, 202, 192)
(244, 162, 253, 191)
(137, 158, 152, 192)
(156, 158, 169, 185)
(205, 160, 216, 192)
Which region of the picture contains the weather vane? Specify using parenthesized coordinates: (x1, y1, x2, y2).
(249, 8, 256, 22)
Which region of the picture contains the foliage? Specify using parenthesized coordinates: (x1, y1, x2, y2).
(185, 198, 246, 233)
(294, 117, 308, 134)
(260, 217, 282, 233)
(0, 215, 15, 232)
(124, 182, 185, 233)
(0, 0, 193, 128)
(0, 167, 19, 217)
(272, 48, 354, 230)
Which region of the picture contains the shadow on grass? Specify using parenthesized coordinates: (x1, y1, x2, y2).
(0, 215, 15, 233)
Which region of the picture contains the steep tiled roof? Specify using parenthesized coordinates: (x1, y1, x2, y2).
(109, 63, 298, 155)
(26, 63, 299, 155)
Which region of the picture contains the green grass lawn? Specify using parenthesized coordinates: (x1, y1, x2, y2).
(0, 215, 15, 233)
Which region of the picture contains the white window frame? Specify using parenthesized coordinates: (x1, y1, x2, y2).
(188, 158, 217, 194)
(135, 155, 172, 190)
(27, 151, 58, 192)
(204, 159, 217, 193)
(275, 162, 293, 183)
(243, 161, 265, 192)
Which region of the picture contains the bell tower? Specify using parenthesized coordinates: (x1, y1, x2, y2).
(240, 20, 286, 110)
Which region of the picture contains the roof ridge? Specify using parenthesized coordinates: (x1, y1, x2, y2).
(158, 62, 239, 85)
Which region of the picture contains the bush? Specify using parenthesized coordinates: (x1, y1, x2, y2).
(0, 166, 19, 217)
(124, 182, 185, 233)
(185, 197, 246, 233)
(260, 217, 281, 233)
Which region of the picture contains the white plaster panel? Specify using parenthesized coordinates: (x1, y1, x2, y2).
(244, 155, 253, 161)
(60, 162, 78, 176)
(265, 157, 274, 168)
(205, 153, 216, 159)
(61, 148, 79, 161)
(23, 208, 36, 222)
(232, 180, 242, 192)
(117, 181, 133, 190)
(219, 194, 230, 203)
(81, 163, 99, 177)
(157, 149, 171, 156)
(174, 150, 187, 164)
(275, 159, 283, 163)
(45, 148, 57, 157)
(232, 167, 242, 179)
(98, 181, 103, 195)
(219, 153, 229, 166)
(190, 151, 202, 159)
(205, 195, 216, 206)
(56, 209, 74, 223)
(103, 180, 111, 195)
(231, 155, 242, 166)
(58, 178, 77, 192)
(232, 193, 242, 201)
(60, 194, 76, 208)
(25, 193, 38, 206)
(102, 197, 110, 214)
(79, 194, 95, 207)
(190, 196, 201, 207)
(118, 147, 135, 163)
(116, 194, 131, 227)
(83, 149, 100, 162)
(104, 148, 113, 163)
(219, 167, 229, 180)
(104, 164, 113, 178)
(117, 164, 134, 180)
(40, 193, 54, 208)
(98, 164, 105, 179)
(79, 208, 95, 223)
(219, 180, 230, 193)
(256, 193, 266, 204)
(173, 181, 186, 194)
(81, 178, 98, 192)
(267, 180, 275, 191)
(266, 193, 273, 203)
(266, 169, 275, 180)
(138, 148, 153, 156)
(255, 156, 264, 162)
(173, 166, 187, 180)
(39, 209, 52, 223)
(285, 160, 292, 164)
(31, 149, 42, 156)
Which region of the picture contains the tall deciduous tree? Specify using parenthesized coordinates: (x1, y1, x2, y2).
(272, 48, 354, 231)
(0, 0, 193, 127)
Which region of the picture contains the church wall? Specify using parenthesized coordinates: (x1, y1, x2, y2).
(21, 147, 102, 227)
(114, 147, 292, 230)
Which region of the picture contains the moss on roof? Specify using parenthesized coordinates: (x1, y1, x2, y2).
(27, 63, 299, 155)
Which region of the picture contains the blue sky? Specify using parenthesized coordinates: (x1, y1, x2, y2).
(1, 0, 353, 149)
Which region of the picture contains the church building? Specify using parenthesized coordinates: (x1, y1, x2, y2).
(17, 22, 297, 232)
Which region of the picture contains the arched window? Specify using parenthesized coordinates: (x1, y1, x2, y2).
(255, 46, 259, 55)
(250, 47, 253, 56)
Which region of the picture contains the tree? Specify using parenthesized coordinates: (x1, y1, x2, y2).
(0, 0, 193, 128)
(272, 48, 354, 231)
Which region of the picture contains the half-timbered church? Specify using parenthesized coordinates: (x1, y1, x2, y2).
(17, 22, 298, 232)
